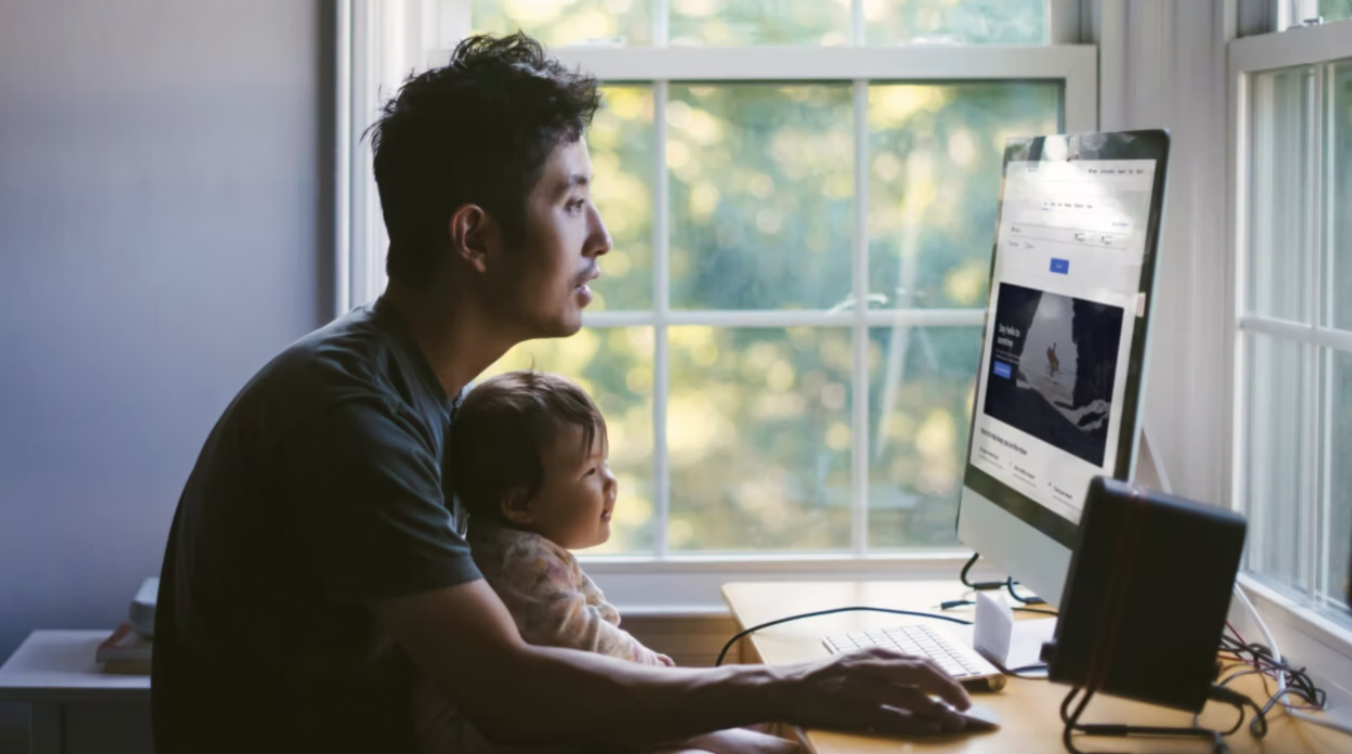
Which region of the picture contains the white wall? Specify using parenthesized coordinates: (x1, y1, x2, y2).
(0, 1, 331, 750)
(1095, 0, 1233, 507)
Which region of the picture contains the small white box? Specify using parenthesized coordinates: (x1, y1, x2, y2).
(129, 577, 158, 638)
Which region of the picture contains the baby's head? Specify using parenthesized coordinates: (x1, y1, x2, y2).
(450, 370, 616, 549)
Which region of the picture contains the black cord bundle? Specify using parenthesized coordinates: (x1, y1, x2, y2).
(1215, 630, 1327, 737)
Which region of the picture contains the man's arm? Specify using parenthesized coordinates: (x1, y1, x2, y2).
(373, 579, 973, 749)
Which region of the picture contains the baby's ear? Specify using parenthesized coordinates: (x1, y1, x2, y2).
(499, 486, 533, 526)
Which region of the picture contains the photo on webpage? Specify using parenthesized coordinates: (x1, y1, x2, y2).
(983, 282, 1125, 467)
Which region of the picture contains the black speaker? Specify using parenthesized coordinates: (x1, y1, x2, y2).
(1042, 477, 1247, 712)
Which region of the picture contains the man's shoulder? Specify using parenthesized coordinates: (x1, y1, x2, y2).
(277, 305, 402, 396)
(250, 303, 443, 424)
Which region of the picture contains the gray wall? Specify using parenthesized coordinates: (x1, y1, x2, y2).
(0, 0, 332, 749)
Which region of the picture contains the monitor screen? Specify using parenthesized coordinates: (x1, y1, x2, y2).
(964, 132, 1169, 546)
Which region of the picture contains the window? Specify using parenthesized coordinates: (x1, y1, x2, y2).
(344, 1, 1094, 561)
(1280, 0, 1352, 28)
(1232, 17, 1352, 621)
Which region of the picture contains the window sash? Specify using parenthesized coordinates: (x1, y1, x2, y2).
(435, 0, 1084, 49)
(444, 48, 1090, 559)
(1230, 19, 1352, 614)
(341, 1, 1096, 561)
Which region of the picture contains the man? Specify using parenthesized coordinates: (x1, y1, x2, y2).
(152, 33, 971, 753)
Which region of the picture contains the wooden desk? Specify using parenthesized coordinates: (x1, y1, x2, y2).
(722, 581, 1347, 753)
(0, 631, 151, 754)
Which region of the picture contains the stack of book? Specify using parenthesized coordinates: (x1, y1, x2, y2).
(96, 577, 157, 675)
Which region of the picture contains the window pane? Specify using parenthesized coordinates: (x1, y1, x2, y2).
(1245, 334, 1314, 593)
(1331, 61, 1352, 330)
(865, 0, 1046, 45)
(591, 86, 654, 310)
(1320, 0, 1352, 23)
(471, 0, 650, 47)
(869, 83, 1060, 310)
(1330, 350, 1352, 612)
(868, 326, 981, 549)
(1249, 66, 1315, 323)
(479, 327, 655, 555)
(670, 0, 850, 46)
(668, 327, 852, 551)
(669, 84, 854, 310)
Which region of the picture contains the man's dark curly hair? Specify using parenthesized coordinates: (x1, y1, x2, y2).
(367, 33, 601, 284)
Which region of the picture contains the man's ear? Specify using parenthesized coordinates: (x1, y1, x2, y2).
(448, 204, 501, 274)
(499, 486, 533, 526)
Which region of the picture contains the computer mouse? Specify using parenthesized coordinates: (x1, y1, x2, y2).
(939, 701, 1001, 731)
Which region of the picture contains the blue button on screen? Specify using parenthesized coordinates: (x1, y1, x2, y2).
(993, 361, 1013, 379)
(1050, 258, 1070, 274)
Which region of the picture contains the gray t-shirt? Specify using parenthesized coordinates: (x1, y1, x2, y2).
(152, 297, 481, 754)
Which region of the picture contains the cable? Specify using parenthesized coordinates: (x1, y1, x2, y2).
(1006, 578, 1048, 605)
(1208, 685, 1269, 737)
(1013, 606, 1057, 616)
(1217, 667, 1268, 691)
(937, 599, 1057, 617)
(959, 552, 1007, 590)
(713, 607, 973, 667)
(1232, 584, 1282, 680)
(1228, 583, 1352, 739)
(1008, 663, 1048, 679)
(960, 552, 1047, 605)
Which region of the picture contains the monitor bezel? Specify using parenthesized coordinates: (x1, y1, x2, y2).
(958, 129, 1172, 549)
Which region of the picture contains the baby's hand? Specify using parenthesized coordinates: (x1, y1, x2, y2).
(684, 728, 803, 754)
(658, 653, 676, 667)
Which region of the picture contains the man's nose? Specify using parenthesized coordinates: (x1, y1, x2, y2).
(586, 203, 612, 258)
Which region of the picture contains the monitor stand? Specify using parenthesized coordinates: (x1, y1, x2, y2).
(1133, 423, 1173, 495)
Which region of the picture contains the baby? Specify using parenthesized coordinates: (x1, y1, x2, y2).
(415, 370, 798, 754)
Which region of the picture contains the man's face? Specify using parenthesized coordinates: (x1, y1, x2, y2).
(485, 139, 612, 339)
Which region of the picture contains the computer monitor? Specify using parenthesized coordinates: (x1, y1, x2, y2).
(957, 130, 1171, 609)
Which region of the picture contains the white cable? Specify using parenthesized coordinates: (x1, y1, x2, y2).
(1232, 583, 1285, 693)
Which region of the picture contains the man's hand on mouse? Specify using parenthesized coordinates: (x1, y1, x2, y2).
(774, 646, 973, 734)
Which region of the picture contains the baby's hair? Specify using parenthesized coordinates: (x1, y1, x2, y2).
(449, 370, 604, 524)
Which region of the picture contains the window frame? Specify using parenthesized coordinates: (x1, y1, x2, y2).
(339, 0, 1096, 578)
(512, 42, 1095, 561)
(1228, 17, 1352, 631)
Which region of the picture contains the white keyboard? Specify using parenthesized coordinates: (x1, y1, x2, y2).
(823, 623, 1004, 683)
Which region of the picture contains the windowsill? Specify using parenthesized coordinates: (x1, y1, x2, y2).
(586, 550, 1008, 612)
(1237, 573, 1352, 656)
(580, 550, 975, 572)
(594, 559, 1352, 655)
